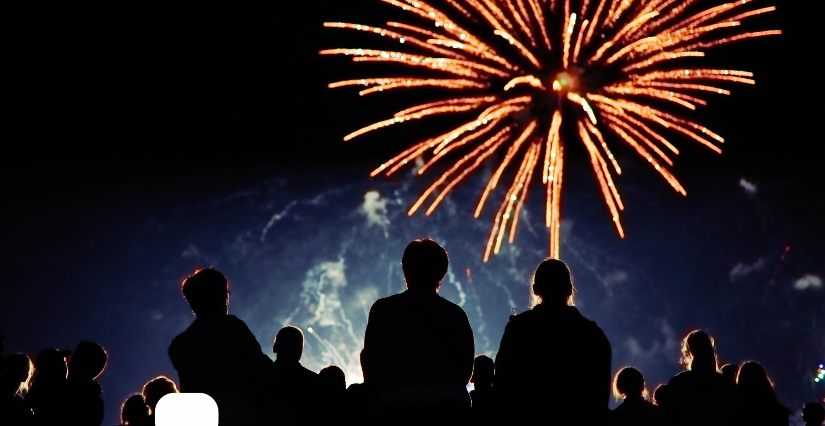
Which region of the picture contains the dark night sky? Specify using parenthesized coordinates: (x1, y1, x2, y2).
(3, 0, 819, 188)
(3, 0, 823, 424)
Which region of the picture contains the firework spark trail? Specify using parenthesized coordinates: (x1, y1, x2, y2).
(324, 0, 779, 261)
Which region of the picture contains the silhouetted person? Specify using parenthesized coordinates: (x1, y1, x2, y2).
(0, 353, 34, 425)
(168, 268, 272, 426)
(319, 365, 346, 393)
(319, 365, 347, 422)
(265, 326, 320, 424)
(803, 402, 825, 426)
(361, 239, 474, 414)
(66, 341, 107, 426)
(721, 363, 739, 386)
(119, 394, 150, 426)
(142, 376, 179, 425)
(652, 384, 674, 425)
(610, 367, 662, 426)
(27, 348, 71, 426)
(652, 384, 671, 407)
(666, 330, 736, 426)
(736, 361, 790, 426)
(495, 259, 611, 425)
(469, 354, 496, 423)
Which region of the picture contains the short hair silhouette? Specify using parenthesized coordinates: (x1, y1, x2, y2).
(1, 353, 34, 394)
(652, 384, 670, 407)
(680, 330, 717, 372)
(803, 402, 825, 425)
(181, 268, 229, 316)
(401, 239, 449, 291)
(531, 258, 574, 306)
(70, 341, 107, 380)
(121, 394, 150, 425)
(319, 365, 346, 391)
(471, 355, 494, 388)
(142, 375, 179, 412)
(35, 348, 71, 378)
(274, 326, 304, 361)
(613, 367, 646, 400)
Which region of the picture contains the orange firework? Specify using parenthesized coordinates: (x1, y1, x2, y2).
(322, 0, 779, 261)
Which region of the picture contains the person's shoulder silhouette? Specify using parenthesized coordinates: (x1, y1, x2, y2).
(494, 258, 611, 426)
(66, 341, 107, 426)
(736, 361, 791, 426)
(168, 268, 271, 426)
(1, 353, 35, 425)
(361, 238, 474, 411)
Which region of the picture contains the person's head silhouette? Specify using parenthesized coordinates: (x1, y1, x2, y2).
(471, 355, 494, 389)
(121, 394, 150, 425)
(35, 348, 71, 379)
(273, 326, 304, 362)
(1, 353, 34, 395)
(680, 330, 717, 372)
(142, 375, 179, 413)
(736, 361, 779, 404)
(652, 384, 670, 407)
(69, 341, 107, 381)
(402, 239, 449, 292)
(721, 363, 739, 384)
(181, 268, 229, 318)
(613, 367, 647, 401)
(319, 365, 346, 392)
(531, 258, 574, 307)
(803, 402, 825, 426)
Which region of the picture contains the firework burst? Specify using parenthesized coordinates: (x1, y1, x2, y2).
(322, 0, 779, 261)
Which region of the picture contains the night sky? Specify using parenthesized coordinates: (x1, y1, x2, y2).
(2, 0, 823, 424)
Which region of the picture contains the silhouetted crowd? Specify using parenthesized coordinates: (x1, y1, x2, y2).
(1, 239, 823, 425)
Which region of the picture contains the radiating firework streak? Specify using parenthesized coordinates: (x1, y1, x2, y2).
(322, 0, 779, 261)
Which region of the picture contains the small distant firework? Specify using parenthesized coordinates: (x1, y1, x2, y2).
(323, 0, 779, 261)
(816, 364, 824, 383)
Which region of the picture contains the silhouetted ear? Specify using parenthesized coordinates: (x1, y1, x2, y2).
(272, 342, 277, 354)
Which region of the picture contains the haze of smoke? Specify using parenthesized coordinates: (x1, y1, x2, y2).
(793, 274, 822, 290)
(361, 190, 390, 236)
(729, 258, 765, 281)
(739, 178, 758, 195)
